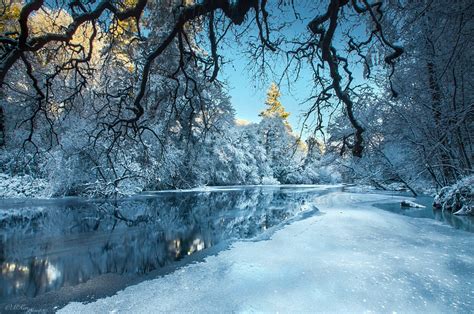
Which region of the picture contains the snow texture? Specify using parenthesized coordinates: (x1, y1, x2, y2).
(60, 192, 474, 313)
(0, 173, 50, 199)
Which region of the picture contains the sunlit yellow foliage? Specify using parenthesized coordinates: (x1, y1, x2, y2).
(107, 0, 141, 71)
(25, 9, 104, 71)
(260, 83, 291, 121)
(112, 0, 139, 37)
(0, 1, 21, 34)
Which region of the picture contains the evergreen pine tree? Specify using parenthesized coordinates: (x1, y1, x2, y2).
(259, 83, 290, 121)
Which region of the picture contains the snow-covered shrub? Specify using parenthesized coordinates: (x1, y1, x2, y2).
(0, 173, 50, 198)
(433, 175, 474, 216)
(317, 164, 342, 184)
(261, 176, 280, 185)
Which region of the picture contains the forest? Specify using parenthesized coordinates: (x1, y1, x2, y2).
(0, 0, 472, 201)
(0, 0, 473, 312)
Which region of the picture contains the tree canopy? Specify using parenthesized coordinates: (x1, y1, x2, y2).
(0, 0, 472, 196)
(0, 0, 406, 157)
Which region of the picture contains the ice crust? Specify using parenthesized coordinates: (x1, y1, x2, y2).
(60, 192, 474, 313)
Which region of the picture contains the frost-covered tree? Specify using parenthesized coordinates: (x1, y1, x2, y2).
(4, 0, 471, 197)
(0, 0, 404, 159)
(257, 83, 304, 183)
(0, 0, 248, 196)
(322, 0, 474, 192)
(385, 0, 474, 186)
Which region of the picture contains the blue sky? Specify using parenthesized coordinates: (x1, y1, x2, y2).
(218, 1, 316, 131)
(216, 2, 369, 136)
(220, 55, 314, 129)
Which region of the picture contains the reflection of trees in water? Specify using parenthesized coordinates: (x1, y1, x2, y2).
(432, 209, 474, 233)
(0, 188, 317, 298)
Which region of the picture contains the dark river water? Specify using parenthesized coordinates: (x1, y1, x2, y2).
(0, 185, 331, 309)
(0, 185, 472, 311)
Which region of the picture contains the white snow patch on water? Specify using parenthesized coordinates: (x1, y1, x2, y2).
(401, 199, 426, 208)
(60, 192, 474, 313)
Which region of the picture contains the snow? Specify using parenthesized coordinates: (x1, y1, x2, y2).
(0, 173, 50, 199)
(400, 200, 426, 208)
(454, 205, 474, 216)
(434, 175, 474, 216)
(59, 192, 474, 313)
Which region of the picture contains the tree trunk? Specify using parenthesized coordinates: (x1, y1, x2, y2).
(427, 61, 455, 184)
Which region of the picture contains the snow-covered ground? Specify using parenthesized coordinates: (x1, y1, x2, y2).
(59, 192, 474, 313)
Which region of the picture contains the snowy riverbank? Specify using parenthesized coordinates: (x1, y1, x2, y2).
(59, 192, 474, 313)
(434, 175, 474, 216)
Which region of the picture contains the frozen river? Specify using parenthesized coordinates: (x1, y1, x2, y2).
(0, 186, 472, 312)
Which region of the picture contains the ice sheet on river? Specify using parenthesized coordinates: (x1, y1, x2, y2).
(60, 192, 474, 313)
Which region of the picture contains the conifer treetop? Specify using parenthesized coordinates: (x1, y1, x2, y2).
(259, 83, 290, 121)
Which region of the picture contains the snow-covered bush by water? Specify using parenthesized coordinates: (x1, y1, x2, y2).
(434, 175, 474, 216)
